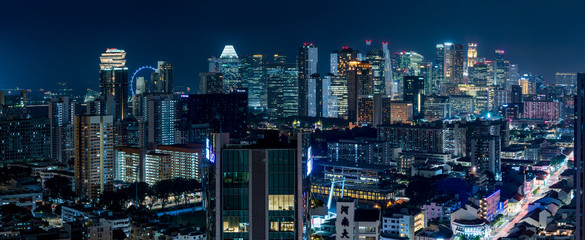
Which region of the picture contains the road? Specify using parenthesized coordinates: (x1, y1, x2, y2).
(491, 158, 568, 239)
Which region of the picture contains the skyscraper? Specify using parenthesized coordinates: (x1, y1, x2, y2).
(49, 96, 79, 163)
(494, 50, 509, 89)
(99, 48, 128, 121)
(435, 44, 445, 91)
(392, 51, 424, 97)
(199, 72, 224, 94)
(366, 46, 387, 95)
(451, 44, 464, 84)
(219, 45, 242, 93)
(145, 94, 177, 146)
(297, 43, 318, 116)
(467, 43, 478, 68)
(443, 42, 453, 84)
(330, 48, 359, 119)
(151, 61, 174, 94)
(74, 115, 114, 199)
(266, 56, 299, 118)
(347, 61, 373, 122)
(403, 76, 425, 118)
(241, 54, 266, 110)
(382, 42, 393, 97)
(575, 73, 585, 240)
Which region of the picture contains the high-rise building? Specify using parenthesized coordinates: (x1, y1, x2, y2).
(508, 64, 519, 90)
(471, 62, 489, 87)
(241, 54, 266, 110)
(49, 97, 80, 163)
(266, 56, 299, 118)
(181, 90, 248, 139)
(0, 106, 50, 164)
(207, 132, 307, 240)
(435, 44, 445, 91)
(393, 51, 424, 97)
(403, 76, 425, 118)
(357, 95, 374, 126)
(467, 43, 477, 69)
(99, 48, 128, 121)
(423, 95, 450, 122)
(145, 94, 177, 146)
(555, 72, 577, 86)
(575, 73, 584, 240)
(347, 61, 373, 122)
(199, 72, 224, 94)
(382, 42, 393, 97)
(151, 61, 174, 94)
(494, 50, 509, 90)
(219, 45, 242, 93)
(523, 101, 561, 121)
(373, 97, 413, 126)
(443, 42, 453, 85)
(74, 115, 114, 199)
(297, 43, 318, 116)
(307, 73, 323, 117)
(419, 62, 434, 95)
(451, 44, 464, 84)
(367, 47, 387, 95)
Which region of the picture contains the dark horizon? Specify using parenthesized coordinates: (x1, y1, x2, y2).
(1, 0, 584, 91)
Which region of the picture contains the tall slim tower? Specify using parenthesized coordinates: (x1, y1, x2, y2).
(576, 73, 585, 240)
(241, 54, 266, 110)
(219, 45, 242, 93)
(467, 43, 477, 68)
(443, 42, 453, 84)
(74, 115, 114, 199)
(99, 48, 128, 121)
(152, 61, 174, 94)
(382, 42, 393, 97)
(494, 50, 509, 89)
(297, 43, 318, 116)
(452, 44, 465, 84)
(347, 61, 373, 123)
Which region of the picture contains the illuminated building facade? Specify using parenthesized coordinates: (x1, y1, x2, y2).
(467, 43, 477, 69)
(357, 95, 374, 126)
(403, 76, 425, 118)
(209, 133, 305, 240)
(99, 48, 128, 121)
(423, 95, 450, 122)
(266, 57, 299, 118)
(241, 54, 266, 110)
(73, 115, 114, 199)
(366, 47, 387, 95)
(219, 45, 242, 93)
(382, 208, 426, 239)
(151, 61, 173, 94)
(297, 43, 318, 116)
(494, 50, 509, 90)
(451, 44, 464, 84)
(374, 96, 413, 126)
(347, 61, 373, 122)
(449, 95, 474, 115)
(523, 101, 561, 121)
(327, 139, 394, 166)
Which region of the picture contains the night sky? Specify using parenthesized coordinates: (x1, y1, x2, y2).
(1, 0, 584, 92)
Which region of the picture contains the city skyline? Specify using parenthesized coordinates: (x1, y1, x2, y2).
(1, 0, 584, 90)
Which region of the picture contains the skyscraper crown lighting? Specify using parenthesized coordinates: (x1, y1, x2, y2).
(99, 48, 127, 70)
(220, 45, 239, 59)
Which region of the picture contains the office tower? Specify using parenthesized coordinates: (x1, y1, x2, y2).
(451, 44, 464, 84)
(467, 43, 477, 69)
(143, 94, 177, 146)
(373, 95, 413, 126)
(136, 77, 146, 95)
(575, 73, 584, 240)
(518, 75, 531, 95)
(471, 62, 489, 87)
(330, 75, 348, 118)
(470, 134, 501, 177)
(241, 54, 267, 110)
(297, 43, 318, 116)
(393, 51, 424, 97)
(266, 56, 299, 118)
(331, 47, 359, 77)
(366, 47, 387, 95)
(423, 95, 450, 122)
(435, 44, 445, 91)
(523, 101, 561, 121)
(510, 85, 523, 103)
(208, 56, 220, 73)
(74, 115, 114, 199)
(382, 42, 393, 97)
(99, 48, 128, 121)
(347, 61, 373, 122)
(151, 61, 173, 94)
(403, 76, 425, 118)
(419, 62, 434, 95)
(0, 106, 50, 164)
(181, 89, 248, 139)
(508, 64, 519, 90)
(208, 132, 306, 240)
(449, 95, 474, 115)
(555, 72, 578, 86)
(307, 73, 323, 117)
(219, 45, 242, 93)
(49, 97, 79, 163)
(199, 72, 224, 94)
(443, 42, 453, 84)
(494, 50, 509, 89)
(357, 95, 374, 125)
